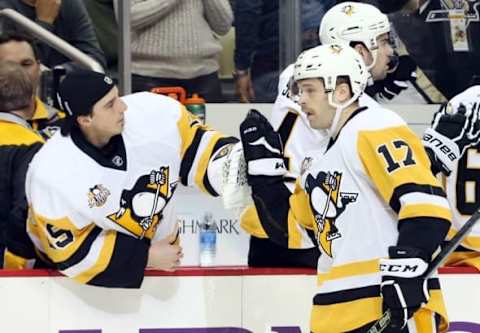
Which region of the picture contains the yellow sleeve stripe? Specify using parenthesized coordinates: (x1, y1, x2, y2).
(317, 258, 380, 285)
(287, 211, 303, 248)
(194, 131, 223, 194)
(399, 204, 452, 222)
(31, 210, 98, 263)
(240, 205, 268, 238)
(74, 230, 117, 284)
(289, 181, 315, 229)
(177, 106, 203, 159)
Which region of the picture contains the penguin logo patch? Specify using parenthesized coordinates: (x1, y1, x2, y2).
(300, 157, 313, 175)
(342, 4, 355, 16)
(304, 171, 358, 257)
(107, 166, 177, 239)
(88, 184, 111, 208)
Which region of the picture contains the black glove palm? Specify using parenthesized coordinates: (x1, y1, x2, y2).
(374, 55, 417, 101)
(239, 109, 287, 186)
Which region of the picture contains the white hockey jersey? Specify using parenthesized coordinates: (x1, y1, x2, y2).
(289, 105, 450, 332)
(241, 64, 384, 249)
(443, 86, 480, 269)
(26, 92, 234, 287)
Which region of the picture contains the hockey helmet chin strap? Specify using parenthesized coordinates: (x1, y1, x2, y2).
(326, 90, 362, 138)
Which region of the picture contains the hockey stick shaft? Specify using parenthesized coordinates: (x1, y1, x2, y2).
(367, 207, 480, 333)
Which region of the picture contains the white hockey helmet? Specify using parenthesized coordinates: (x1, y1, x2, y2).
(319, 2, 390, 70)
(293, 43, 369, 135)
(293, 43, 369, 106)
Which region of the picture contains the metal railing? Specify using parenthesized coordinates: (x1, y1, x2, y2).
(0, 8, 104, 73)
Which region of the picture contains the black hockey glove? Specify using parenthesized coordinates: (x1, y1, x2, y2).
(423, 101, 480, 175)
(380, 246, 430, 330)
(240, 109, 287, 186)
(376, 55, 417, 101)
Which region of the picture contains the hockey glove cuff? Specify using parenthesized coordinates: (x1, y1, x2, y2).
(422, 128, 459, 175)
(380, 246, 430, 330)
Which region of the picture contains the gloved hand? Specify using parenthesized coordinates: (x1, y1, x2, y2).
(380, 246, 430, 329)
(239, 109, 287, 186)
(375, 55, 417, 101)
(423, 99, 480, 175)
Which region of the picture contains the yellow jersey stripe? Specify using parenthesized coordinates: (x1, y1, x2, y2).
(194, 131, 223, 194)
(74, 230, 117, 284)
(317, 259, 380, 284)
(31, 211, 98, 263)
(240, 205, 269, 238)
(399, 204, 452, 221)
(448, 227, 480, 249)
(310, 296, 382, 333)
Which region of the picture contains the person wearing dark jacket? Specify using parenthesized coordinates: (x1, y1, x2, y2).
(0, 0, 106, 72)
(0, 61, 44, 268)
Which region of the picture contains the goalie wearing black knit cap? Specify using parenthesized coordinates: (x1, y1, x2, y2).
(57, 69, 115, 135)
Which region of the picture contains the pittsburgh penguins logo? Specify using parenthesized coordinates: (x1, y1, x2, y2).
(300, 157, 313, 175)
(329, 44, 343, 55)
(107, 166, 177, 239)
(88, 184, 111, 208)
(304, 171, 358, 257)
(342, 4, 355, 16)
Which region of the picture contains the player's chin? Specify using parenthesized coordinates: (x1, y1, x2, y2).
(118, 120, 125, 132)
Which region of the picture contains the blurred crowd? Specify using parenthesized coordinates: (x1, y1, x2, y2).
(0, 0, 476, 106)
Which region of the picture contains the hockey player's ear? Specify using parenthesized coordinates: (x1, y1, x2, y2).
(333, 82, 352, 104)
(77, 114, 92, 127)
(353, 43, 371, 66)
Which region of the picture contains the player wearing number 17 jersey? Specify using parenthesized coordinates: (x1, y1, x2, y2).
(240, 44, 451, 332)
(240, 2, 391, 267)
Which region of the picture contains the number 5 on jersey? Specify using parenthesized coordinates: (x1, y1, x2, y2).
(377, 139, 416, 173)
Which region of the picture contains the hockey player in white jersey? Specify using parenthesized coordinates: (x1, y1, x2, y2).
(241, 1, 480, 269)
(21, 70, 240, 288)
(240, 44, 451, 332)
(241, 2, 393, 267)
(423, 86, 480, 270)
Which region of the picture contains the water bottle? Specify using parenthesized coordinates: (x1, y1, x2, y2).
(199, 212, 216, 267)
(185, 94, 206, 124)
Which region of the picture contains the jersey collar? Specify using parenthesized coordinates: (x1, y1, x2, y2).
(326, 106, 369, 150)
(71, 126, 127, 171)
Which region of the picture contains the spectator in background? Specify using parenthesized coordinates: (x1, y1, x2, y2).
(0, 61, 44, 269)
(0, 0, 106, 72)
(128, 0, 233, 102)
(234, 0, 335, 103)
(0, 31, 63, 136)
(301, 0, 335, 49)
(375, 0, 480, 101)
(84, 0, 118, 78)
(233, 0, 279, 103)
